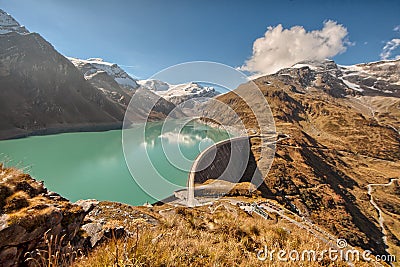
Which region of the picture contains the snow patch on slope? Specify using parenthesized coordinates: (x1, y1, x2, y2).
(158, 82, 216, 98)
(291, 63, 319, 71)
(339, 77, 363, 92)
(339, 59, 400, 83)
(138, 80, 219, 102)
(285, 59, 399, 95)
(68, 57, 139, 90)
(338, 59, 400, 94)
(137, 79, 170, 91)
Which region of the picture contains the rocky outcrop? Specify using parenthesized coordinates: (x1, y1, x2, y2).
(0, 165, 158, 266)
(83, 71, 132, 107)
(340, 59, 400, 97)
(76, 200, 158, 248)
(0, 165, 86, 266)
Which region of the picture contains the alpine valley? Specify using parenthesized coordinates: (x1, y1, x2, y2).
(0, 8, 399, 267)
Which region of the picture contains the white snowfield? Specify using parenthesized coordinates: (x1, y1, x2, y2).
(340, 59, 400, 85)
(339, 59, 400, 92)
(339, 77, 364, 92)
(0, 9, 29, 34)
(68, 56, 218, 101)
(68, 57, 139, 90)
(291, 63, 319, 71)
(290, 59, 338, 72)
(137, 79, 170, 91)
(287, 59, 400, 94)
(138, 80, 217, 100)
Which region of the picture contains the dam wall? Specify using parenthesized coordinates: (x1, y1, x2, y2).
(188, 136, 255, 185)
(186, 136, 266, 206)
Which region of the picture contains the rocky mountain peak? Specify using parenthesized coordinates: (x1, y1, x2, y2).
(138, 79, 170, 91)
(339, 59, 400, 96)
(271, 58, 400, 98)
(0, 9, 29, 35)
(291, 59, 339, 72)
(68, 57, 139, 91)
(147, 81, 220, 105)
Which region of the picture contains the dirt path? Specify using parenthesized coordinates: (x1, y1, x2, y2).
(366, 178, 399, 254)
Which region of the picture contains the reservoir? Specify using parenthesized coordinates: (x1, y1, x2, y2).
(0, 120, 230, 205)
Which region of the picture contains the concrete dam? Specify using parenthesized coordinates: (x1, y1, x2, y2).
(185, 136, 268, 206)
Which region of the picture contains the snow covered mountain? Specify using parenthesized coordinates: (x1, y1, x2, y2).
(275, 59, 400, 97)
(0, 8, 218, 117)
(339, 59, 400, 95)
(0, 9, 29, 35)
(137, 79, 170, 91)
(0, 9, 141, 139)
(68, 58, 220, 105)
(137, 80, 219, 104)
(68, 57, 139, 91)
(68, 57, 219, 105)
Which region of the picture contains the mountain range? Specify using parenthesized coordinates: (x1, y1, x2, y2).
(0, 9, 219, 139)
(211, 58, 400, 256)
(0, 8, 399, 261)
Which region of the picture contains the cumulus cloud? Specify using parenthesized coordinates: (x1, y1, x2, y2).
(240, 20, 350, 75)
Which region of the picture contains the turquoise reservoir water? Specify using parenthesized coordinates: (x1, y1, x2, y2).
(0, 120, 229, 205)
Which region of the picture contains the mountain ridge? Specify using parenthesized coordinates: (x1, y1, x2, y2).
(0, 9, 28, 35)
(210, 64, 400, 257)
(0, 9, 183, 140)
(0, 7, 399, 265)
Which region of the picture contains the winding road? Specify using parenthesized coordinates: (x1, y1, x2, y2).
(366, 178, 399, 253)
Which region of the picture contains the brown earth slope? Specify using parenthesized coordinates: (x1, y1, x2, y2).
(215, 65, 400, 257)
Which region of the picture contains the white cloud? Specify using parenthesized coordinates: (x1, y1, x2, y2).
(240, 20, 350, 75)
(394, 25, 400, 32)
(380, 38, 400, 60)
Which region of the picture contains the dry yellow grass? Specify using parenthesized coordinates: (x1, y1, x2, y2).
(24, 230, 84, 267)
(73, 202, 373, 267)
(210, 76, 400, 256)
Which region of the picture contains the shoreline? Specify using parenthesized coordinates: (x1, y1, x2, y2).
(0, 122, 123, 141)
(0, 117, 245, 141)
(196, 117, 245, 137)
(0, 119, 240, 208)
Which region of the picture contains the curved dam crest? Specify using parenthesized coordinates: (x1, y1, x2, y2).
(184, 135, 274, 206)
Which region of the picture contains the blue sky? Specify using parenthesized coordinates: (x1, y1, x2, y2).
(1, 0, 399, 78)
